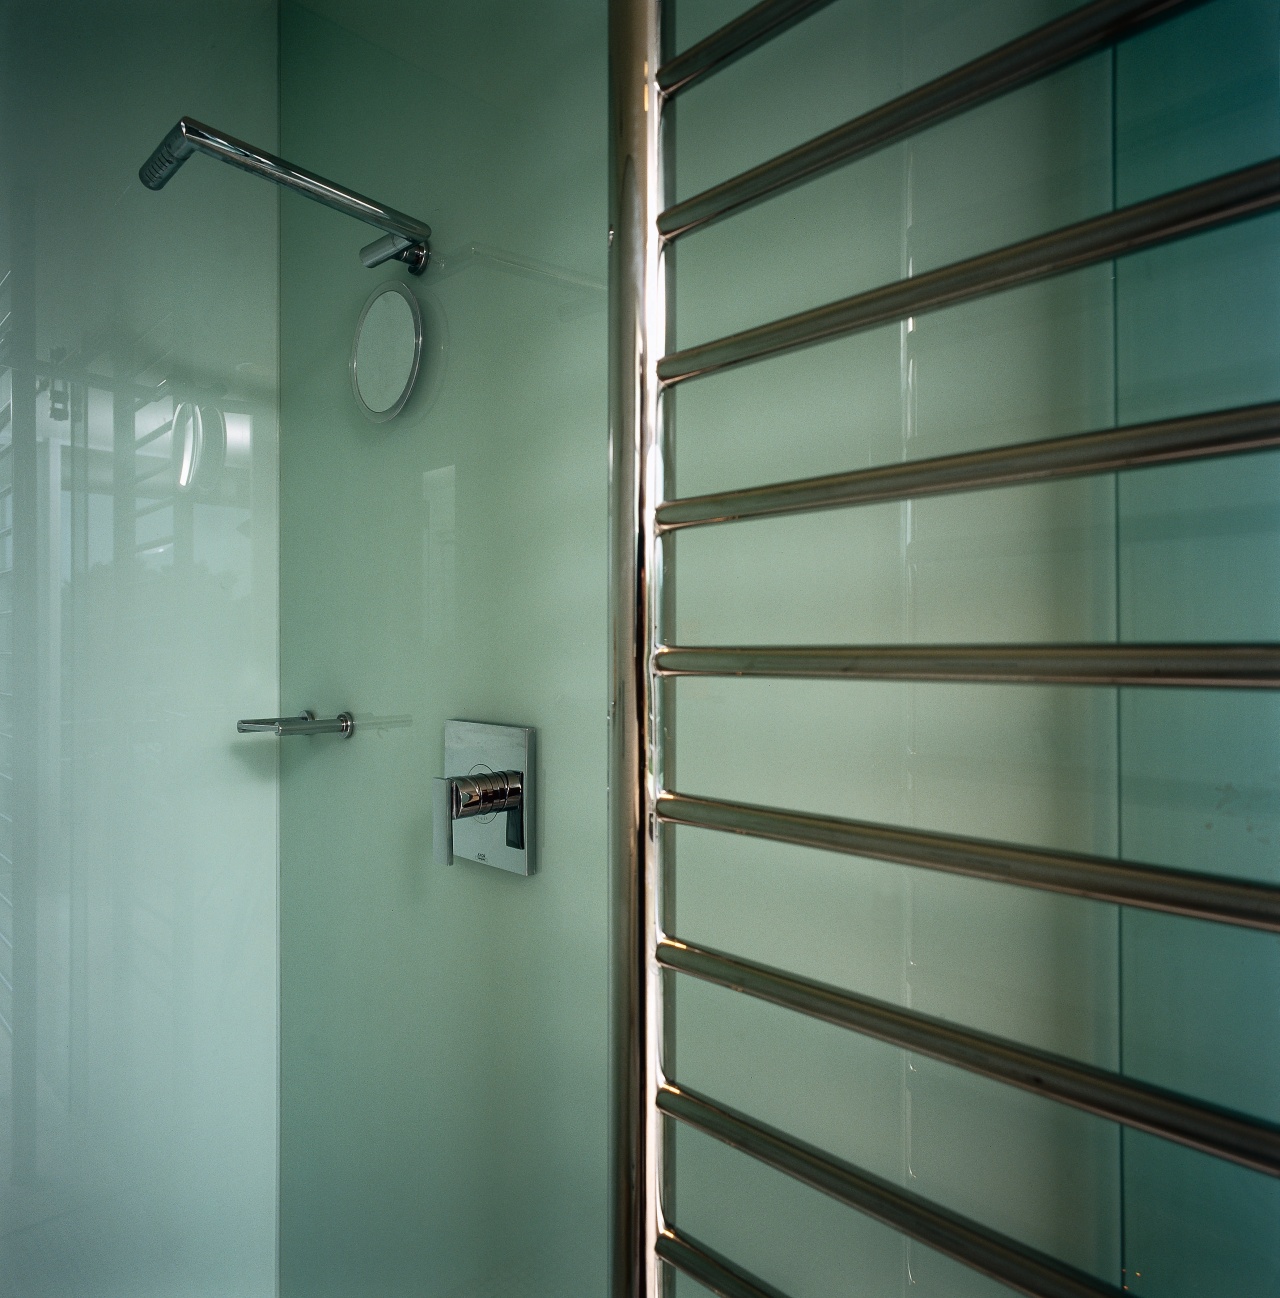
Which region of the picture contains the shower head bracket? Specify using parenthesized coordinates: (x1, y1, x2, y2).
(359, 231, 430, 275)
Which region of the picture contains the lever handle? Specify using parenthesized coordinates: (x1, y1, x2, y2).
(433, 770, 524, 865)
(237, 711, 355, 737)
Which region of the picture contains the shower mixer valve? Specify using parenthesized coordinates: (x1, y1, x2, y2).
(434, 770, 524, 854)
(433, 721, 535, 875)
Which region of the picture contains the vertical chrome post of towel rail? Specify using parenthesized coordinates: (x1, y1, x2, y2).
(609, 1, 666, 1298)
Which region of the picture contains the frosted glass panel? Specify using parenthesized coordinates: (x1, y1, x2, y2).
(277, 3, 607, 1295)
(0, 3, 280, 1296)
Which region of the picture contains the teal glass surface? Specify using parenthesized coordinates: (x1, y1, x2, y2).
(0, 3, 280, 1295)
(1115, 1, 1280, 1291)
(277, 3, 607, 1295)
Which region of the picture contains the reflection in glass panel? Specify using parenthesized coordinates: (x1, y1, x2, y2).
(0, 5, 279, 1295)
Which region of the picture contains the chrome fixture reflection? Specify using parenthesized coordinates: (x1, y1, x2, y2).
(139, 117, 431, 273)
(49, 347, 70, 420)
(433, 721, 535, 874)
(351, 282, 423, 421)
(172, 402, 226, 492)
(237, 711, 355, 738)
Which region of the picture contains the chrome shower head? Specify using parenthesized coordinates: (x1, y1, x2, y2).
(138, 118, 198, 190)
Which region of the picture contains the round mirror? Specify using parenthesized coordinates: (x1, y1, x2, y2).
(351, 281, 423, 422)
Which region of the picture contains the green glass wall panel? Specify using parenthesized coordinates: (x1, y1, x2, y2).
(277, 3, 607, 1295)
(0, 4, 280, 1296)
(1116, 1, 1280, 1291)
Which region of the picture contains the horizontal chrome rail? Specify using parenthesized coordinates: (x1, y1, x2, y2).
(658, 1083, 1125, 1298)
(654, 643, 1280, 688)
(656, 1228, 792, 1298)
(139, 118, 431, 272)
(656, 0, 838, 97)
(658, 0, 1204, 239)
(658, 157, 1280, 384)
(656, 400, 1280, 531)
(237, 711, 355, 737)
(655, 790, 1280, 932)
(660, 937, 1280, 1176)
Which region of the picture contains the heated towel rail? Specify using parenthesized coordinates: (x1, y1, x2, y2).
(607, 2, 1280, 1297)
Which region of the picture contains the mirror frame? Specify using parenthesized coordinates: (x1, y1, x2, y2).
(350, 280, 424, 423)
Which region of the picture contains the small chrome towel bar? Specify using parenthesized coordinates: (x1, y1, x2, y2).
(237, 711, 354, 738)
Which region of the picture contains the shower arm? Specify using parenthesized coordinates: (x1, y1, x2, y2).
(139, 117, 431, 273)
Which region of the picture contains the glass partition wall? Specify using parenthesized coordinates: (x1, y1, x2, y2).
(0, 1, 1275, 1297)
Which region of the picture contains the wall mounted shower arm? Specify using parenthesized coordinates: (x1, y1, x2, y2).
(139, 117, 431, 273)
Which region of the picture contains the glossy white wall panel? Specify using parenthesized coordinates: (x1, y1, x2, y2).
(278, 3, 607, 1295)
(0, 4, 279, 1295)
